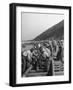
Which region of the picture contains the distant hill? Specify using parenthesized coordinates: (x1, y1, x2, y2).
(33, 20, 64, 41)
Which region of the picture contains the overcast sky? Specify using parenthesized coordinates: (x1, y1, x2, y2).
(21, 12, 64, 41)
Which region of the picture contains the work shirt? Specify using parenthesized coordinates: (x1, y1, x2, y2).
(43, 47, 51, 58)
(23, 50, 32, 61)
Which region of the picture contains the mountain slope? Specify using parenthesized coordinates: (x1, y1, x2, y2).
(34, 20, 64, 41)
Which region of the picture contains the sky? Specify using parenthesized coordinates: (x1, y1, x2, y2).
(21, 12, 64, 41)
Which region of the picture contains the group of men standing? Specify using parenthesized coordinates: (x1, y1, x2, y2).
(22, 40, 64, 77)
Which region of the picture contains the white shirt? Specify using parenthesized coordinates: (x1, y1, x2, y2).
(43, 47, 51, 58)
(23, 50, 32, 60)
